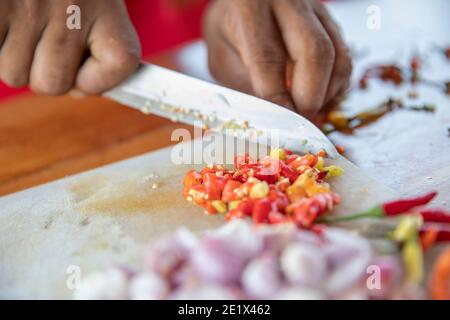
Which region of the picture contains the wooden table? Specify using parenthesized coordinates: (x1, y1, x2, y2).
(1, 0, 449, 209)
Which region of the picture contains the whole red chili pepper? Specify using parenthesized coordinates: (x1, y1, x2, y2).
(318, 191, 438, 223)
(383, 192, 437, 215)
(419, 209, 450, 224)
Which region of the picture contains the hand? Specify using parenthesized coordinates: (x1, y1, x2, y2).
(203, 0, 352, 119)
(0, 0, 141, 96)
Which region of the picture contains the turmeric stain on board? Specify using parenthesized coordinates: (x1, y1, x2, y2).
(68, 171, 182, 215)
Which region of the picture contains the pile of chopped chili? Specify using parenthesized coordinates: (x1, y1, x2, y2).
(183, 148, 343, 229)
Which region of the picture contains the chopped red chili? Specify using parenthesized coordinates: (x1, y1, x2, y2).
(288, 192, 340, 228)
(183, 149, 342, 229)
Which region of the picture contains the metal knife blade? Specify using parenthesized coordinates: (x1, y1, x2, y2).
(104, 63, 338, 158)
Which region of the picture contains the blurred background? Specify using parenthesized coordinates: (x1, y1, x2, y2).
(0, 0, 449, 206)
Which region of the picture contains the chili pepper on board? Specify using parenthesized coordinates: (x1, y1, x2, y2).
(419, 209, 450, 224)
(318, 192, 437, 223)
(383, 192, 437, 215)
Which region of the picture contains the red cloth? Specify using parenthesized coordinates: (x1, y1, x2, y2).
(126, 0, 208, 56)
(0, 0, 208, 99)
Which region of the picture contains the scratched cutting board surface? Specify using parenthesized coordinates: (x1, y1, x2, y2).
(0, 139, 395, 299)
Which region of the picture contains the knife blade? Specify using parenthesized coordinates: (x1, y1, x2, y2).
(104, 63, 338, 158)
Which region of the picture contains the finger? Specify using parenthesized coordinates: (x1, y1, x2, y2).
(312, 1, 352, 105)
(203, 8, 252, 94)
(224, 2, 294, 108)
(0, 25, 8, 51)
(273, 0, 335, 118)
(75, 7, 141, 95)
(0, 1, 7, 50)
(29, 20, 85, 95)
(207, 36, 253, 94)
(0, 21, 44, 88)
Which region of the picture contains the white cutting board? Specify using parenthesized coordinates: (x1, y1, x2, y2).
(0, 140, 395, 299)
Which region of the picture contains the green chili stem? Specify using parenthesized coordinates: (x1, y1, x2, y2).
(318, 206, 385, 223)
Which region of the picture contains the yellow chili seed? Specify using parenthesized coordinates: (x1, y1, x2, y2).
(211, 200, 227, 214)
(250, 181, 269, 199)
(247, 177, 259, 183)
(269, 148, 286, 160)
(228, 200, 241, 210)
(324, 165, 344, 177)
(315, 157, 325, 171)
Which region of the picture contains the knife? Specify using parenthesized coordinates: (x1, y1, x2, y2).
(104, 63, 339, 158)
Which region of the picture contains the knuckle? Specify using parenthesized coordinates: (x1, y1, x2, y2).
(22, 0, 42, 16)
(49, 31, 84, 53)
(252, 47, 285, 66)
(253, 55, 284, 66)
(105, 46, 141, 73)
(52, 33, 71, 50)
(290, 0, 310, 12)
(228, 0, 269, 32)
(311, 37, 335, 62)
(232, 0, 255, 17)
(31, 73, 71, 95)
